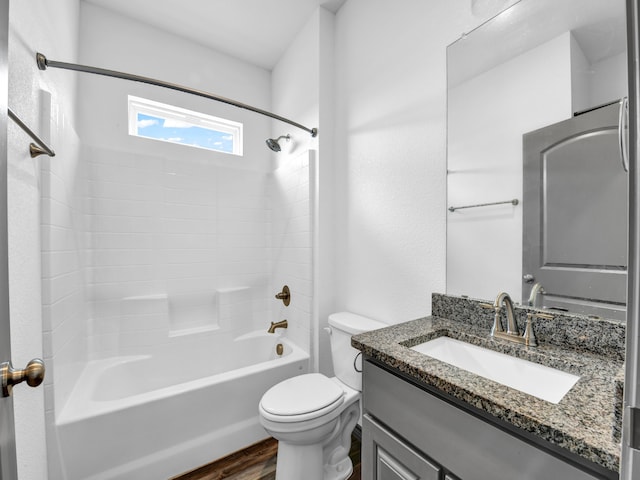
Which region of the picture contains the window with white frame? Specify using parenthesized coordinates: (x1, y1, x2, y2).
(128, 95, 243, 156)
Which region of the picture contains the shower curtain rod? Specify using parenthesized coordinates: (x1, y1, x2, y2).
(36, 53, 318, 138)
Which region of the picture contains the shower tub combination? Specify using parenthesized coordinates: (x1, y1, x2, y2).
(34, 51, 317, 480)
(56, 331, 309, 480)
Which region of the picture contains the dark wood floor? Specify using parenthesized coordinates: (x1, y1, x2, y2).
(171, 434, 361, 480)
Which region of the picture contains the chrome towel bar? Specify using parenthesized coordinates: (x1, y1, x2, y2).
(7, 107, 55, 158)
(448, 198, 519, 212)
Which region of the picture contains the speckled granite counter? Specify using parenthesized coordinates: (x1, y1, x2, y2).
(352, 294, 624, 473)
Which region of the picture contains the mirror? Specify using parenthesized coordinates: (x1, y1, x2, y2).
(446, 0, 628, 321)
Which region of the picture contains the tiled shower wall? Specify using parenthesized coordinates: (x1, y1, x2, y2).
(270, 151, 314, 351)
(82, 146, 273, 358)
(41, 145, 314, 415)
(40, 126, 87, 423)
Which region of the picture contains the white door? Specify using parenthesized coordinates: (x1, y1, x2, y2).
(622, 0, 640, 478)
(0, 0, 18, 478)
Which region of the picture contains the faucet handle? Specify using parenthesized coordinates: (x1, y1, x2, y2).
(523, 314, 537, 347)
(275, 285, 291, 306)
(481, 302, 505, 335)
(523, 312, 553, 347)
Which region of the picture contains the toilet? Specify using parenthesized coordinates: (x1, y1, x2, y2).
(259, 312, 386, 480)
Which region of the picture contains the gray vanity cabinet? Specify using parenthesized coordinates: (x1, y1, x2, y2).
(361, 361, 612, 480)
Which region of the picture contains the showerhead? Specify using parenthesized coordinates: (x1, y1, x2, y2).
(266, 134, 290, 152)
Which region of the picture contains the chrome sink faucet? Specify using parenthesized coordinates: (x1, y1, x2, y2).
(481, 292, 553, 347)
(494, 292, 518, 335)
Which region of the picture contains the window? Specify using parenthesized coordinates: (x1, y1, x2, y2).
(128, 95, 243, 156)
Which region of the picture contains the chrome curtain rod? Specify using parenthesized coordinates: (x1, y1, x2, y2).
(7, 107, 56, 158)
(448, 198, 519, 212)
(36, 53, 318, 138)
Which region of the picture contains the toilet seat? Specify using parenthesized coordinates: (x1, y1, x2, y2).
(260, 373, 345, 423)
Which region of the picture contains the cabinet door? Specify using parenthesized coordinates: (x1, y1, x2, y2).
(363, 414, 441, 480)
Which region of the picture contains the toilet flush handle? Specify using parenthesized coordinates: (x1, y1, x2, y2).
(324, 327, 332, 336)
(353, 352, 362, 373)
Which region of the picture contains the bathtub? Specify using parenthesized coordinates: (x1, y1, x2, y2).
(56, 331, 309, 480)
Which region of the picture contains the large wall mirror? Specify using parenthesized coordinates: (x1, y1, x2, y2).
(446, 0, 628, 321)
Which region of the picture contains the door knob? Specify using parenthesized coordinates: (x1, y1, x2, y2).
(1, 358, 45, 397)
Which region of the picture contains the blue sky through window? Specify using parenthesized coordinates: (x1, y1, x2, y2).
(136, 113, 234, 154)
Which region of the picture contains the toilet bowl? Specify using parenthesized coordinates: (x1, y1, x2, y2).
(258, 312, 386, 480)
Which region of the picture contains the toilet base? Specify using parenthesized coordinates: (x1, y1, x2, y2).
(272, 401, 359, 480)
(276, 443, 325, 480)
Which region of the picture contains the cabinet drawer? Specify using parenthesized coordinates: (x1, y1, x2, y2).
(363, 414, 441, 480)
(363, 361, 606, 480)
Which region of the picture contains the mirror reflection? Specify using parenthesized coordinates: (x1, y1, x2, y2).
(446, 0, 628, 321)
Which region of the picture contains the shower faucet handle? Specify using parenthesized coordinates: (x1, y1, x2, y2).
(275, 285, 291, 306)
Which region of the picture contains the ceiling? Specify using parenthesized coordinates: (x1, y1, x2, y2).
(84, 0, 347, 70)
(448, 0, 627, 87)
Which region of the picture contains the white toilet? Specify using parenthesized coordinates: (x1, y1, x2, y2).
(259, 312, 386, 480)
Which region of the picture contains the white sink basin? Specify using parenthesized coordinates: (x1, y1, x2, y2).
(411, 336, 579, 404)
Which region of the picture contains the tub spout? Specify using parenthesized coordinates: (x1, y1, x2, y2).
(268, 320, 288, 334)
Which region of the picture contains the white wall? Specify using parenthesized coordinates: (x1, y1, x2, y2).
(572, 37, 628, 112)
(332, 0, 485, 326)
(590, 51, 628, 107)
(78, 3, 272, 172)
(8, 1, 81, 479)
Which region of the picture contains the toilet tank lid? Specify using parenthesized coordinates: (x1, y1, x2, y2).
(328, 312, 387, 335)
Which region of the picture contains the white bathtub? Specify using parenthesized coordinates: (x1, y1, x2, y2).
(56, 331, 309, 480)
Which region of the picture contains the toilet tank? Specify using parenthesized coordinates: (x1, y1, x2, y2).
(328, 312, 387, 391)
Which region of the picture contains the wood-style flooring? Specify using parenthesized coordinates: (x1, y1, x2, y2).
(171, 434, 361, 480)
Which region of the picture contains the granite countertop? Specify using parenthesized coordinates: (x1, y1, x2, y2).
(352, 310, 624, 473)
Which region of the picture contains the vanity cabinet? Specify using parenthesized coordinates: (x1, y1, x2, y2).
(361, 360, 614, 480)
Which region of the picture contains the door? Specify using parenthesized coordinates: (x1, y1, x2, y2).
(522, 101, 628, 320)
(623, 0, 640, 478)
(0, 0, 17, 478)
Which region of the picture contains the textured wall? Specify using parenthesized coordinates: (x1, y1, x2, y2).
(332, 0, 484, 325)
